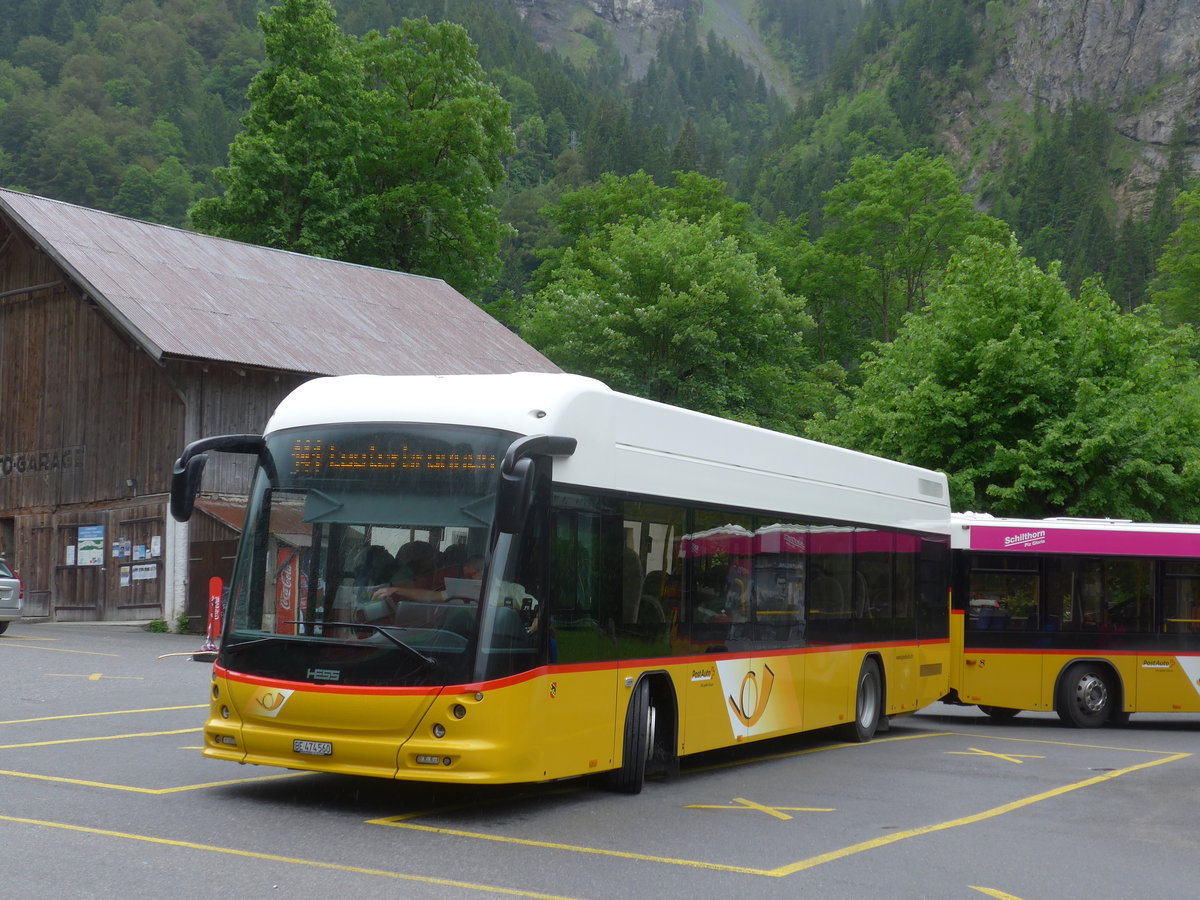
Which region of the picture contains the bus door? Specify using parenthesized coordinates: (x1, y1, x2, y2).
(960, 555, 1047, 710)
(1139, 561, 1200, 712)
(538, 502, 620, 779)
(804, 527, 856, 728)
(672, 522, 751, 751)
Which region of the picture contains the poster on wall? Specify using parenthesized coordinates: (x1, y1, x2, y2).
(77, 526, 104, 566)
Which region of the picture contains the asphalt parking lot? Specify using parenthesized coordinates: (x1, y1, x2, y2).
(3, 622, 1199, 899)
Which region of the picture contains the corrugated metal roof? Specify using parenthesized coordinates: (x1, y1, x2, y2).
(193, 497, 249, 534)
(0, 189, 560, 378)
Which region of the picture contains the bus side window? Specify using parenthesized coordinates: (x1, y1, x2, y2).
(1163, 563, 1200, 634)
(549, 502, 618, 664)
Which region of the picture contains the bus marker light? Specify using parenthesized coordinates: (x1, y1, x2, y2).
(432, 723, 446, 738)
(221, 705, 230, 719)
(452, 704, 466, 719)
(443, 757, 452, 766)
(474, 692, 484, 701)
(220, 735, 237, 746)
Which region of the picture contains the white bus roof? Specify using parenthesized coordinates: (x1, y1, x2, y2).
(951, 512, 1200, 556)
(266, 372, 950, 535)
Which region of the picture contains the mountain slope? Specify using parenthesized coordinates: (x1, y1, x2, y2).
(946, 0, 1199, 216)
(511, 0, 795, 96)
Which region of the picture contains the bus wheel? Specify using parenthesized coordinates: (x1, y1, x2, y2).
(1056, 662, 1113, 728)
(838, 658, 882, 743)
(978, 705, 1020, 721)
(608, 679, 655, 794)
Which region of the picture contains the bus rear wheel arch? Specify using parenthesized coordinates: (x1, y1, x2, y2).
(606, 673, 677, 794)
(838, 656, 884, 743)
(1055, 660, 1120, 728)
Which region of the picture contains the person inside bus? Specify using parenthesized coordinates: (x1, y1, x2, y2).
(354, 545, 394, 589)
(393, 540, 440, 589)
(372, 553, 484, 605)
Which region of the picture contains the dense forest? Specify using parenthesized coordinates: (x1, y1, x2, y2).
(0, 0, 1185, 308)
(6, 0, 1200, 518)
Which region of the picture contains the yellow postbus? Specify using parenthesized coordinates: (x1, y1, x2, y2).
(171, 372, 952, 792)
(948, 512, 1200, 726)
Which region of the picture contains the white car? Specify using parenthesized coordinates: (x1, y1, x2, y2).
(0, 558, 23, 634)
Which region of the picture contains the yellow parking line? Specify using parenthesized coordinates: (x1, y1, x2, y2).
(375, 817, 771, 875)
(373, 739, 1189, 878)
(947, 748, 1044, 764)
(0, 642, 119, 656)
(1, 704, 206, 725)
(0, 633, 56, 642)
(0, 728, 201, 750)
(766, 751, 1189, 876)
(970, 888, 1024, 899)
(0, 767, 311, 794)
(948, 731, 1185, 754)
(0, 814, 583, 898)
(685, 797, 835, 819)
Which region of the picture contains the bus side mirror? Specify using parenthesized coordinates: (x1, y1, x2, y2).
(496, 457, 534, 534)
(494, 434, 577, 535)
(170, 453, 208, 522)
(169, 434, 265, 523)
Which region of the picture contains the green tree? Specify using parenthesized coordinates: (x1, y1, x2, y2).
(112, 163, 159, 218)
(153, 156, 197, 226)
(819, 151, 1008, 343)
(1150, 187, 1200, 328)
(811, 236, 1200, 520)
(520, 213, 836, 432)
(191, 0, 513, 294)
(189, 0, 366, 259)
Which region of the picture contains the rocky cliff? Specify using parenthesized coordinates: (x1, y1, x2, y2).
(975, 0, 1200, 210)
(511, 0, 696, 76)
(509, 0, 790, 91)
(509, 0, 1200, 213)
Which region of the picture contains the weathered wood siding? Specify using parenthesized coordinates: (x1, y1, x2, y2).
(1, 236, 183, 509)
(166, 360, 310, 496)
(1, 210, 310, 620)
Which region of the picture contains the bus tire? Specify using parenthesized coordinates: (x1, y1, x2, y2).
(608, 678, 655, 794)
(1056, 662, 1113, 728)
(838, 657, 882, 743)
(978, 705, 1020, 721)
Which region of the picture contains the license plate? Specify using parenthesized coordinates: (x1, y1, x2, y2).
(293, 739, 333, 756)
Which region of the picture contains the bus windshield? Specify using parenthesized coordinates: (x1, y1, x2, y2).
(220, 422, 519, 687)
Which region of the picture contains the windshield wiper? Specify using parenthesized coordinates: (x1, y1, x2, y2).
(307, 621, 435, 667)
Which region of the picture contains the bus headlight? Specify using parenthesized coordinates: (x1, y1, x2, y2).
(432, 723, 446, 738)
(452, 704, 467, 719)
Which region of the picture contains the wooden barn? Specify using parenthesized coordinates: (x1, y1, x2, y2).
(0, 189, 559, 626)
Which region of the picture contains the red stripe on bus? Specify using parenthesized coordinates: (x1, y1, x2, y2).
(215, 635, 951, 696)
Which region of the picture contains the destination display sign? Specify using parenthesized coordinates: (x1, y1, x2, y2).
(290, 439, 497, 476)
